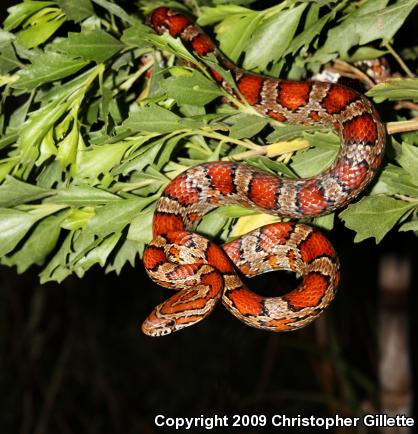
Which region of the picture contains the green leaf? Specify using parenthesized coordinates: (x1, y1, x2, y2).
(0, 37, 22, 74)
(243, 4, 307, 70)
(312, 0, 418, 61)
(90, 0, 136, 24)
(53, 28, 124, 63)
(340, 196, 417, 242)
(229, 114, 268, 139)
(16, 8, 66, 49)
(57, 0, 94, 22)
(0, 176, 52, 207)
(367, 78, 418, 103)
(246, 156, 297, 179)
(105, 238, 142, 274)
(290, 131, 339, 178)
(399, 220, 418, 232)
(215, 11, 261, 62)
(0, 208, 40, 256)
(87, 196, 156, 237)
(2, 212, 66, 273)
(285, 3, 346, 57)
(372, 164, 418, 197)
(77, 140, 133, 179)
(127, 206, 154, 244)
(124, 104, 182, 134)
(198, 5, 253, 26)
(121, 24, 153, 48)
(4, 1, 54, 31)
(74, 232, 120, 276)
(39, 232, 73, 283)
(13, 51, 89, 90)
(46, 185, 120, 206)
(267, 124, 320, 143)
(198, 208, 229, 238)
(396, 142, 418, 181)
(113, 140, 165, 176)
(162, 69, 224, 106)
(313, 213, 335, 231)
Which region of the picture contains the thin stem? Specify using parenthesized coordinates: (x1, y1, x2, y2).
(384, 43, 415, 78)
(393, 194, 418, 204)
(113, 179, 163, 192)
(394, 101, 418, 112)
(333, 59, 375, 89)
(223, 139, 309, 161)
(387, 119, 418, 134)
(195, 129, 260, 150)
(117, 59, 154, 93)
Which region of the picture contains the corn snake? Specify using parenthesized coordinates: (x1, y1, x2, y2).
(141, 7, 385, 337)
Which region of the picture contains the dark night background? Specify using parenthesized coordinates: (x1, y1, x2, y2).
(0, 1, 417, 433)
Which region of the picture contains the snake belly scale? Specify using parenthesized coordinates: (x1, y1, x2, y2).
(141, 7, 385, 337)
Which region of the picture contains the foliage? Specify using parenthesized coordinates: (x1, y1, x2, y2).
(0, 0, 417, 282)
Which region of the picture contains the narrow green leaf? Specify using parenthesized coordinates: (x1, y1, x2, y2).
(39, 232, 73, 283)
(0, 208, 39, 256)
(17, 11, 66, 49)
(4, 1, 54, 31)
(0, 176, 52, 207)
(74, 232, 121, 275)
(367, 78, 418, 103)
(198, 5, 253, 26)
(46, 185, 120, 206)
(91, 0, 136, 24)
(2, 212, 66, 273)
(105, 238, 142, 274)
(198, 208, 229, 238)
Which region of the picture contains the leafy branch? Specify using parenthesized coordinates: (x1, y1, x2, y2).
(0, 0, 417, 282)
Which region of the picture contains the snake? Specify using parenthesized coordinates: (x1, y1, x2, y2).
(141, 7, 386, 337)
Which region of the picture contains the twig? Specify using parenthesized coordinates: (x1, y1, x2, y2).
(223, 139, 309, 161)
(394, 101, 418, 112)
(385, 43, 415, 78)
(394, 194, 418, 204)
(387, 118, 418, 134)
(333, 59, 375, 89)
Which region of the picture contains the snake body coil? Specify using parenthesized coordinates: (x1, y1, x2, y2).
(142, 7, 385, 337)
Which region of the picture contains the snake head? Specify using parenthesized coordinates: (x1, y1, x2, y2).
(142, 314, 177, 337)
